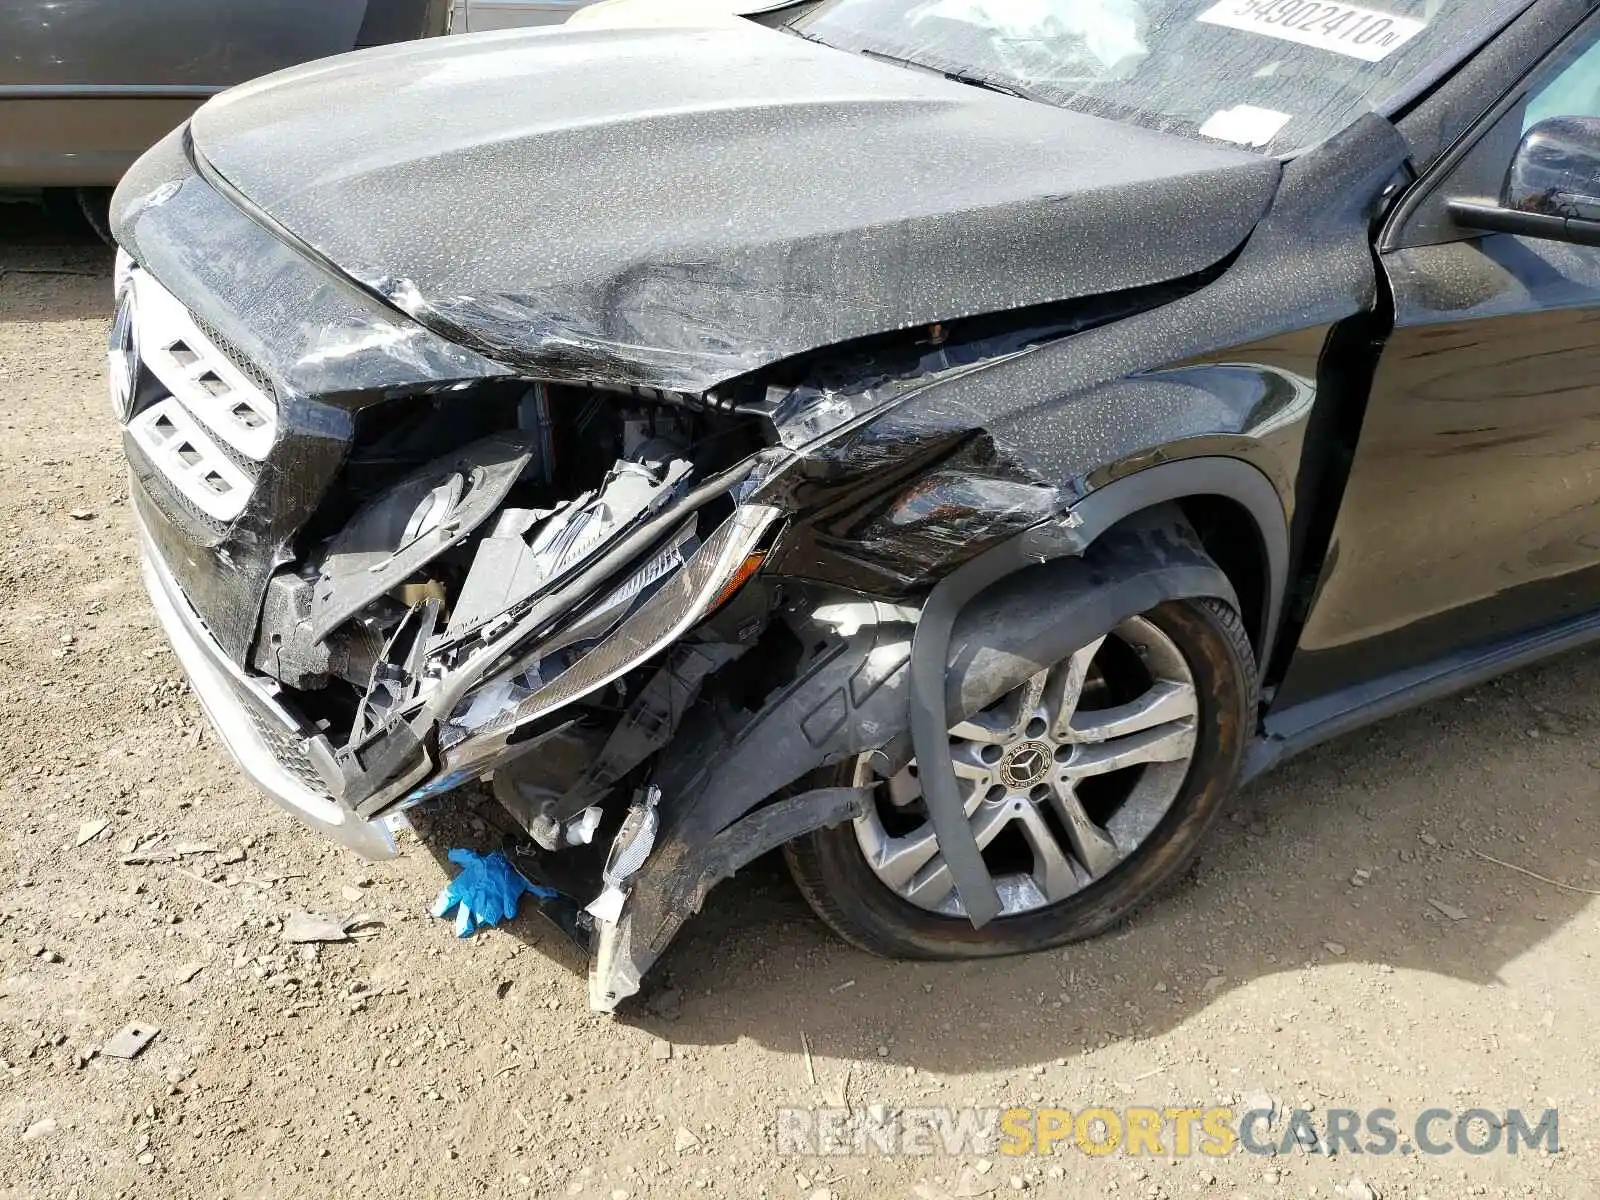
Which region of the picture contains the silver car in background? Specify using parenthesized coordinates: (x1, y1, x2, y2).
(1, 0, 590, 232)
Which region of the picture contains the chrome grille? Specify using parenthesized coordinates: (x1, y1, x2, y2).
(128, 399, 255, 522)
(114, 259, 279, 525)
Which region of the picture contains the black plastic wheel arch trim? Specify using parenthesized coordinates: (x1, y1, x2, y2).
(1068, 457, 1288, 655)
(608, 512, 1238, 1001)
(907, 517, 1089, 927)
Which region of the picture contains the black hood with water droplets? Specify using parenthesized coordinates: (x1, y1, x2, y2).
(189, 22, 1282, 394)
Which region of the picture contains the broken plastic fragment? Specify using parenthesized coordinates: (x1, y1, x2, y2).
(430, 848, 557, 937)
(585, 785, 662, 924)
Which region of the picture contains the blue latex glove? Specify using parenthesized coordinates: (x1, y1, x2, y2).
(430, 848, 556, 937)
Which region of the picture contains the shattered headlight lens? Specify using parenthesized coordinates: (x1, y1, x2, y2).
(438, 503, 781, 751)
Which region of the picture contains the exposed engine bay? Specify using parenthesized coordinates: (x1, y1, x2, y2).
(250, 382, 775, 849)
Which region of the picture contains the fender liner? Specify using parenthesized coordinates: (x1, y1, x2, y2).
(591, 504, 1242, 1007)
(1071, 456, 1288, 654)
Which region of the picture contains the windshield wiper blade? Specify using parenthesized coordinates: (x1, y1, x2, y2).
(944, 71, 1031, 100)
(854, 46, 1042, 104)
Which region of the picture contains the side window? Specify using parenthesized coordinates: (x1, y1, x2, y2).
(1524, 32, 1600, 129)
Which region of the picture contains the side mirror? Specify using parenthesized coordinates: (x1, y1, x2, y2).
(1449, 116, 1600, 246)
(1504, 115, 1600, 219)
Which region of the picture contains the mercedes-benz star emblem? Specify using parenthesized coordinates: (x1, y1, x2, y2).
(999, 739, 1054, 790)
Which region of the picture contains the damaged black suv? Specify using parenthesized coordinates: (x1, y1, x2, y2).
(109, 0, 1600, 1008)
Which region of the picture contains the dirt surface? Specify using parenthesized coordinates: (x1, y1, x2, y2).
(2, 199, 1598, 1200)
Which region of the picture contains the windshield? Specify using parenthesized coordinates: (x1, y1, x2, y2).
(791, 0, 1522, 153)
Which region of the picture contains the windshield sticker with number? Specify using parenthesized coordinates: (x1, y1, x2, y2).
(1196, 0, 1425, 62)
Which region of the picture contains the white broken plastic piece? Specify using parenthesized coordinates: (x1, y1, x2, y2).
(103, 1022, 161, 1060)
(584, 884, 628, 925)
(564, 806, 603, 847)
(584, 785, 661, 923)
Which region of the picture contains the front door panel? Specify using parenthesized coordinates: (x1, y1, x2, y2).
(1278, 233, 1600, 704)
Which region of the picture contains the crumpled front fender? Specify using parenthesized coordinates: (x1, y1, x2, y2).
(590, 505, 1238, 1008)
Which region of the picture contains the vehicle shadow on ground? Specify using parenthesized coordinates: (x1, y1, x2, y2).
(0, 198, 114, 322)
(617, 649, 1600, 1073)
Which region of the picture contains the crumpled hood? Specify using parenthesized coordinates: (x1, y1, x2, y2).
(191, 23, 1282, 395)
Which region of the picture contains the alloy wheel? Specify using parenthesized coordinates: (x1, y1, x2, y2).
(851, 615, 1200, 917)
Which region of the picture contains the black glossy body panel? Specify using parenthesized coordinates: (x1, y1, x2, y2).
(763, 116, 1408, 625)
(1274, 232, 1600, 706)
(1275, 0, 1600, 711)
(186, 22, 1280, 394)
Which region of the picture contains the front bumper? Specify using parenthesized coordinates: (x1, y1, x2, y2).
(137, 520, 402, 859)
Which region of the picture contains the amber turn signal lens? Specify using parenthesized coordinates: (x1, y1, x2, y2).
(708, 551, 767, 613)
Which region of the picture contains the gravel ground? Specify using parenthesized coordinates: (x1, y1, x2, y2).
(2, 199, 1597, 1200)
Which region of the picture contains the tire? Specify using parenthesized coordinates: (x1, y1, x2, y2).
(783, 595, 1255, 960)
(76, 188, 116, 246)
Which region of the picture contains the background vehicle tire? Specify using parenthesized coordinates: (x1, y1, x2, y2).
(76, 188, 115, 245)
(784, 595, 1255, 959)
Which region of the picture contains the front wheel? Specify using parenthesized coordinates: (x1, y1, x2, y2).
(784, 596, 1255, 959)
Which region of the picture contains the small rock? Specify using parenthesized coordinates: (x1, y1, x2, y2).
(973, 1159, 993, 1175)
(1340, 1178, 1380, 1200)
(282, 912, 350, 944)
(67, 509, 95, 521)
(174, 962, 205, 985)
(1244, 1091, 1277, 1123)
(1428, 899, 1469, 922)
(877, 1045, 890, 1057)
(136, 1151, 155, 1166)
(1323, 942, 1347, 956)
(38, 949, 63, 964)
(807, 1191, 834, 1200)
(20, 1117, 57, 1143)
(1204, 974, 1227, 993)
(610, 1191, 631, 1200)
(1009, 1176, 1026, 1191)
(102, 1022, 160, 1060)
(75, 819, 110, 847)
(341, 885, 365, 904)
(217, 846, 246, 865)
(1247, 820, 1268, 837)
(650, 1038, 673, 1062)
(673, 1126, 701, 1154)
(1418, 833, 1439, 848)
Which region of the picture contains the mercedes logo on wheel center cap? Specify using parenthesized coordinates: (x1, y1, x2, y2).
(999, 739, 1054, 789)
